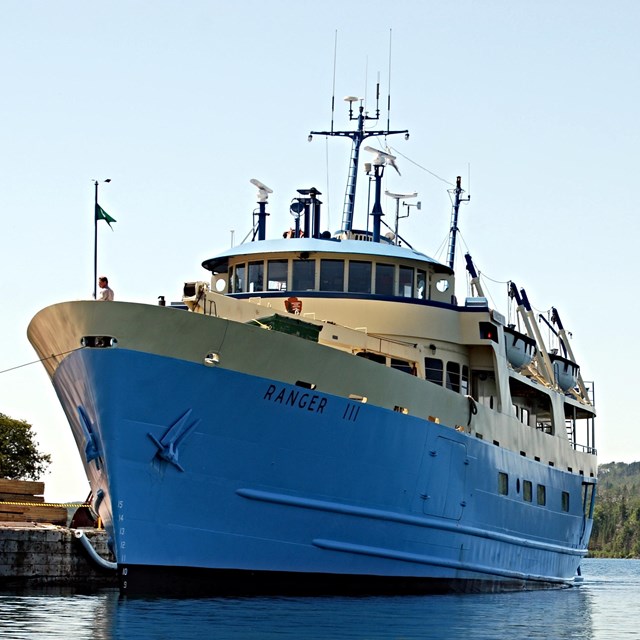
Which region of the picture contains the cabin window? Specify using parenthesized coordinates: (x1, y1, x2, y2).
(248, 261, 264, 293)
(356, 351, 386, 365)
(498, 472, 509, 496)
(537, 484, 546, 506)
(416, 270, 427, 300)
(267, 260, 288, 291)
(523, 480, 533, 502)
(375, 263, 394, 296)
(461, 365, 469, 395)
(348, 261, 372, 294)
(446, 362, 461, 393)
(399, 266, 414, 298)
(292, 259, 315, 291)
(320, 259, 344, 292)
(233, 263, 246, 293)
(561, 491, 570, 512)
(390, 358, 416, 375)
(425, 358, 443, 385)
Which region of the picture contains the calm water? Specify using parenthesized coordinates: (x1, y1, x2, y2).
(0, 559, 637, 639)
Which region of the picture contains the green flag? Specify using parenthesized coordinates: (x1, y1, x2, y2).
(95, 203, 116, 229)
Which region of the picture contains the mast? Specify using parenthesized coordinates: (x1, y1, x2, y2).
(446, 176, 470, 270)
(309, 89, 408, 234)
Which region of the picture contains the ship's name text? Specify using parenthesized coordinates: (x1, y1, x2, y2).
(263, 384, 327, 414)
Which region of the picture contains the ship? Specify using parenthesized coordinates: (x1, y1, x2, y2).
(27, 90, 597, 595)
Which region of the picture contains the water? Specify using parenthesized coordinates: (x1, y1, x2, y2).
(0, 559, 636, 639)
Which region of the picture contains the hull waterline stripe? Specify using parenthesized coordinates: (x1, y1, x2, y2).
(236, 488, 586, 558)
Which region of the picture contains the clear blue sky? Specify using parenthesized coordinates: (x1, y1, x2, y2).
(1, 0, 638, 501)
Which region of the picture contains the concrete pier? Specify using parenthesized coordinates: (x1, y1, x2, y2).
(0, 522, 117, 589)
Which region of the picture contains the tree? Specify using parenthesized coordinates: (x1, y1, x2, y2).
(0, 413, 51, 480)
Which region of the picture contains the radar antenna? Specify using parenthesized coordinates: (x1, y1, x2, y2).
(385, 190, 418, 245)
(249, 179, 273, 241)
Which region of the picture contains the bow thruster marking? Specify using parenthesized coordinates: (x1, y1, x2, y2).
(147, 409, 200, 472)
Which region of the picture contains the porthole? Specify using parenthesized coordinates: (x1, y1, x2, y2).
(435, 279, 449, 293)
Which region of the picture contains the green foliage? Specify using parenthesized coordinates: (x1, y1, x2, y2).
(0, 413, 51, 481)
(589, 462, 640, 558)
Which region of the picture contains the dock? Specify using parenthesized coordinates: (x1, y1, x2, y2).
(0, 479, 117, 589)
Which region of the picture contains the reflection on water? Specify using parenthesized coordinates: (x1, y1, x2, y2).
(0, 560, 638, 640)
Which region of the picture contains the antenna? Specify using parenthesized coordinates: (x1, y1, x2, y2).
(387, 28, 392, 131)
(364, 56, 368, 111)
(331, 30, 338, 133)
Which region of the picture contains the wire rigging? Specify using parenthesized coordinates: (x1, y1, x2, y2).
(0, 347, 85, 376)
(387, 146, 456, 186)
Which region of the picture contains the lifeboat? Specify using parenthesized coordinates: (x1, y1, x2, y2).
(549, 352, 579, 392)
(503, 325, 537, 370)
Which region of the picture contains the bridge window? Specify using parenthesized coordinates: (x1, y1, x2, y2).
(248, 261, 264, 293)
(233, 263, 246, 293)
(267, 260, 288, 291)
(320, 259, 344, 292)
(399, 266, 414, 298)
(293, 259, 315, 290)
(375, 263, 394, 296)
(348, 261, 372, 294)
(416, 270, 427, 299)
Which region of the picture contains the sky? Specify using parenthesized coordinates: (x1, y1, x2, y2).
(1, 0, 639, 501)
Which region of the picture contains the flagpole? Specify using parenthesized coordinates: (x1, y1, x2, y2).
(93, 178, 112, 299)
(93, 180, 98, 299)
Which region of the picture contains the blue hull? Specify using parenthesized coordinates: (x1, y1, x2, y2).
(52, 346, 591, 594)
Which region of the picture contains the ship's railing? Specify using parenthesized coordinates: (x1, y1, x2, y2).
(572, 442, 597, 456)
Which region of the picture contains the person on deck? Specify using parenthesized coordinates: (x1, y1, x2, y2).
(97, 276, 114, 301)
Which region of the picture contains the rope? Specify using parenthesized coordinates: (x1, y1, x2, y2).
(0, 347, 85, 376)
(0, 501, 90, 508)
